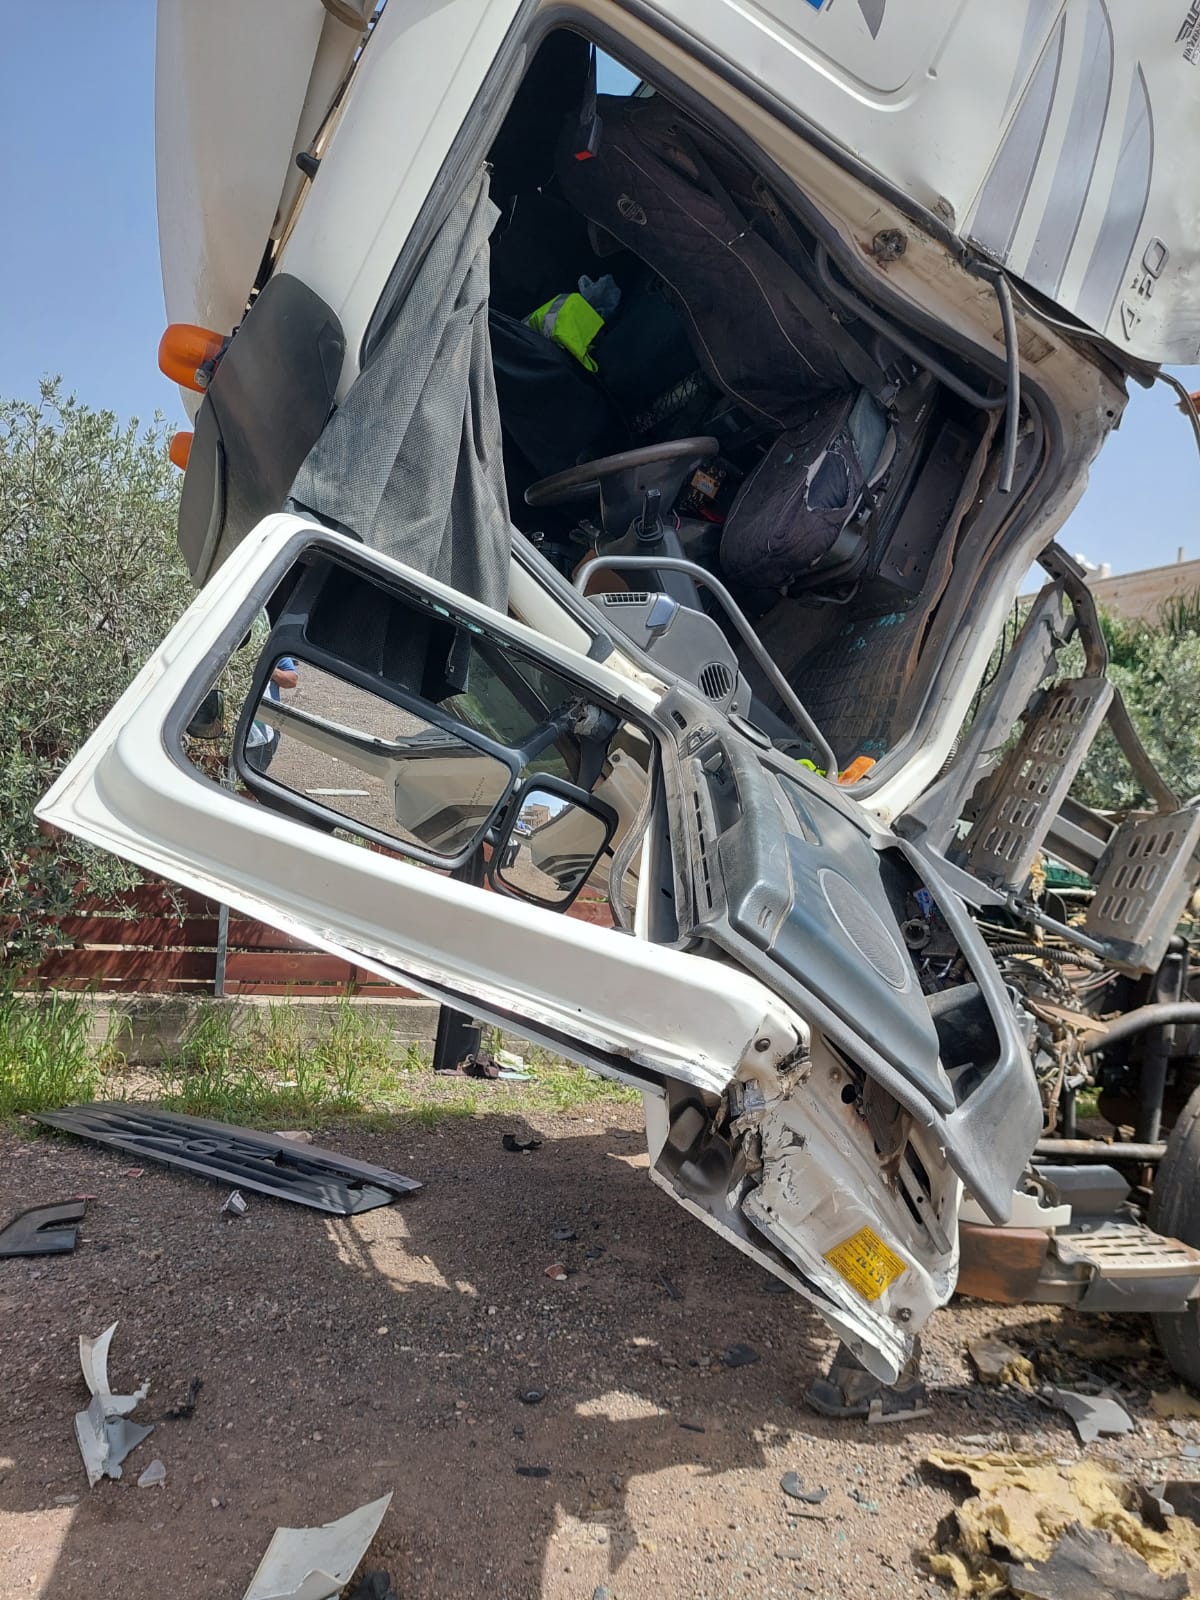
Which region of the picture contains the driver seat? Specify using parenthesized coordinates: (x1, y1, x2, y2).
(720, 390, 890, 594)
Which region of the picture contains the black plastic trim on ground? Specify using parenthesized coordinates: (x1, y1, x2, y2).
(0, 1199, 87, 1257)
(33, 1105, 421, 1216)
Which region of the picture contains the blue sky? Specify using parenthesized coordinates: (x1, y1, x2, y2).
(1, 3, 1196, 575)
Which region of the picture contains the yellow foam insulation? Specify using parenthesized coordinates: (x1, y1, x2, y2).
(924, 1451, 1200, 1596)
(1152, 1388, 1200, 1421)
(967, 1336, 1037, 1390)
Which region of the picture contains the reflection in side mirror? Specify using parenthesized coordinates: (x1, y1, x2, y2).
(494, 784, 614, 908)
(239, 660, 515, 862)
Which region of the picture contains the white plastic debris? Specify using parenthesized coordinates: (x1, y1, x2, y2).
(74, 1322, 153, 1486)
(242, 1492, 393, 1600)
(222, 1190, 249, 1216)
(137, 1458, 167, 1489)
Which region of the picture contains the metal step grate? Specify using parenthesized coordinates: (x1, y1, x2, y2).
(956, 677, 1112, 892)
(1053, 1222, 1200, 1281)
(1082, 806, 1200, 972)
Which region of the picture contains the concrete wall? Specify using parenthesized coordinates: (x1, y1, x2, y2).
(62, 991, 441, 1064)
(1086, 558, 1200, 624)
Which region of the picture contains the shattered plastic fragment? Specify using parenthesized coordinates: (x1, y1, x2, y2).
(137, 1458, 167, 1488)
(502, 1133, 542, 1153)
(74, 1322, 153, 1486)
(780, 1471, 827, 1505)
(78, 1323, 150, 1416)
(722, 1343, 759, 1368)
(242, 1492, 393, 1600)
(1046, 1386, 1134, 1445)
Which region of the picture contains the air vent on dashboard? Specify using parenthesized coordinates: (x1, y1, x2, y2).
(698, 661, 735, 703)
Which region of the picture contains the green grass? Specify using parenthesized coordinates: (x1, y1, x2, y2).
(0, 990, 99, 1116)
(0, 991, 639, 1130)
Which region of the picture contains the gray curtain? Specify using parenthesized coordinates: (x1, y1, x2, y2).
(290, 166, 512, 611)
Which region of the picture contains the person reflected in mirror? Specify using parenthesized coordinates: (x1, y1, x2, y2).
(246, 658, 299, 773)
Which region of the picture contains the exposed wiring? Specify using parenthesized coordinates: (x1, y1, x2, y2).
(1005, 277, 1200, 465)
(1156, 368, 1200, 458)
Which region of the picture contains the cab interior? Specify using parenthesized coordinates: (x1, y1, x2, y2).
(482, 29, 1030, 774)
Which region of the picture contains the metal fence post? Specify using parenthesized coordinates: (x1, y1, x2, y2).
(214, 903, 229, 998)
(430, 851, 485, 1072)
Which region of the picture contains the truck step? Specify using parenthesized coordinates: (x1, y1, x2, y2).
(956, 676, 1112, 893)
(1081, 807, 1200, 973)
(1046, 1221, 1200, 1313)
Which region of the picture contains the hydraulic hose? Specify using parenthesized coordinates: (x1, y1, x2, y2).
(1079, 1002, 1200, 1056)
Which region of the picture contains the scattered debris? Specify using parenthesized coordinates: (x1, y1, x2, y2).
(164, 1376, 203, 1421)
(495, 1048, 528, 1079)
(502, 1133, 542, 1154)
(807, 1341, 928, 1423)
(53, 1493, 80, 1506)
(544, 1263, 568, 1281)
(925, 1451, 1200, 1598)
(515, 1465, 551, 1478)
(458, 1052, 502, 1080)
(517, 1387, 546, 1405)
(222, 1190, 249, 1217)
(658, 1272, 682, 1302)
(678, 1419, 706, 1434)
(848, 1486, 880, 1514)
(137, 1459, 167, 1489)
(780, 1471, 827, 1505)
(35, 1105, 421, 1215)
(344, 1574, 398, 1600)
(551, 1226, 577, 1242)
(242, 1491, 393, 1600)
(1152, 1388, 1200, 1421)
(74, 1322, 153, 1487)
(584, 1244, 605, 1260)
(968, 1334, 1037, 1389)
(722, 1343, 759, 1368)
(867, 1393, 931, 1425)
(274, 1131, 313, 1145)
(1007, 1523, 1188, 1600)
(1046, 1386, 1134, 1445)
(0, 1199, 87, 1258)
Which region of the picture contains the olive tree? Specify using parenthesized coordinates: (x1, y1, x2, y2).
(0, 382, 192, 971)
(1073, 603, 1200, 812)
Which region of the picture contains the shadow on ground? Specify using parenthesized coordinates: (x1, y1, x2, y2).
(0, 1105, 1192, 1599)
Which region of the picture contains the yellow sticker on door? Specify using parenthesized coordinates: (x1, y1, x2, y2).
(823, 1226, 907, 1302)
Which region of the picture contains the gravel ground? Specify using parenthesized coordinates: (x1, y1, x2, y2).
(1, 1102, 1198, 1600)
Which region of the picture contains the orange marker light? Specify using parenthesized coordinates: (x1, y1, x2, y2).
(158, 324, 225, 392)
(838, 755, 876, 785)
(168, 430, 193, 471)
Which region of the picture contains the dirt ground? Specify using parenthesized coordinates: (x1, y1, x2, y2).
(2, 1101, 1198, 1600)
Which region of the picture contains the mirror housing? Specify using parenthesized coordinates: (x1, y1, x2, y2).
(490, 776, 617, 909)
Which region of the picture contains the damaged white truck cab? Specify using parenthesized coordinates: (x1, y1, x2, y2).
(42, 1, 1200, 1385)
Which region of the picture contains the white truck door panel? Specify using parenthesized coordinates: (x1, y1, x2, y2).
(37, 515, 801, 1096)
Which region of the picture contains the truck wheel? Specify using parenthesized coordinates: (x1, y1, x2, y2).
(1150, 1082, 1200, 1388)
